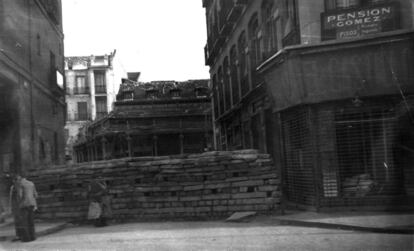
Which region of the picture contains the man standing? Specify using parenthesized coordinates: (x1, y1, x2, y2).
(16, 174, 38, 242)
(9, 175, 23, 242)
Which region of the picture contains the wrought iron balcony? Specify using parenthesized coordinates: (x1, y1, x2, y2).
(73, 87, 90, 95)
(69, 112, 91, 121)
(95, 85, 107, 94)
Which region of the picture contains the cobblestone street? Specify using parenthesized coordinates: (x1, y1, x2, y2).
(1, 221, 412, 251)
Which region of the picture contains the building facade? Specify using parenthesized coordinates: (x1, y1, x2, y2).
(73, 78, 212, 162)
(203, 0, 414, 210)
(0, 0, 65, 174)
(0, 0, 65, 214)
(64, 51, 123, 161)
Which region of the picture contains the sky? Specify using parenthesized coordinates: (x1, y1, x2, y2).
(62, 0, 210, 82)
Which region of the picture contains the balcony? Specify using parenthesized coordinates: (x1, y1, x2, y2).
(73, 87, 90, 95)
(69, 112, 91, 121)
(258, 31, 414, 112)
(95, 85, 107, 94)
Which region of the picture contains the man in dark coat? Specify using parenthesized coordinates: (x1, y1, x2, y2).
(9, 175, 24, 241)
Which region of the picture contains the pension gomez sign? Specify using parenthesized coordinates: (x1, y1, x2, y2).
(321, 2, 400, 40)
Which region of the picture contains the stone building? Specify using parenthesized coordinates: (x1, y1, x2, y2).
(73, 78, 212, 162)
(64, 51, 124, 162)
(0, 0, 65, 174)
(203, 0, 414, 210)
(0, 0, 65, 214)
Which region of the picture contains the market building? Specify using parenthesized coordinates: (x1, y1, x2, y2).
(64, 51, 124, 162)
(203, 0, 414, 210)
(73, 78, 212, 162)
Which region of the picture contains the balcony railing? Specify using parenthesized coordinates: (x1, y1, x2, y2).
(72, 112, 91, 121)
(73, 87, 90, 95)
(95, 85, 107, 94)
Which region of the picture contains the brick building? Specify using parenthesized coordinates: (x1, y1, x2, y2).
(203, 0, 414, 210)
(64, 51, 124, 162)
(73, 78, 212, 162)
(0, 0, 65, 174)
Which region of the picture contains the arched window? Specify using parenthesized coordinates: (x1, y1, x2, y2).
(238, 31, 249, 96)
(223, 57, 231, 110)
(212, 74, 220, 118)
(218, 66, 225, 115)
(230, 45, 240, 105)
(262, 0, 275, 58)
(248, 13, 261, 69)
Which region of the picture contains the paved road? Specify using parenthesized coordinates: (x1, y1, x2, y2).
(0, 221, 412, 251)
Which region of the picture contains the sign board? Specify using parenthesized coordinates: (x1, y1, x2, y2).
(321, 2, 400, 40)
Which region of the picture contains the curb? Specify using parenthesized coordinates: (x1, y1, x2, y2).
(0, 222, 71, 242)
(275, 219, 414, 235)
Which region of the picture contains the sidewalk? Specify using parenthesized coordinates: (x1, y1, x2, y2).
(270, 211, 414, 234)
(1, 211, 413, 242)
(0, 216, 69, 241)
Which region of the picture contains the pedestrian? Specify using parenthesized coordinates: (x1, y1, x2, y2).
(87, 177, 112, 227)
(16, 174, 38, 242)
(9, 174, 24, 242)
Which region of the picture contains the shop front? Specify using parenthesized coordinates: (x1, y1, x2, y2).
(259, 31, 414, 210)
(280, 97, 414, 210)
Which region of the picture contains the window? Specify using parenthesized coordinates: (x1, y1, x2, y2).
(95, 97, 107, 119)
(283, 0, 300, 46)
(74, 76, 88, 94)
(248, 14, 262, 69)
(230, 46, 240, 105)
(39, 138, 46, 161)
(262, 1, 276, 57)
(238, 31, 250, 96)
(335, 107, 403, 197)
(77, 102, 88, 121)
(53, 132, 58, 162)
(212, 74, 220, 118)
(49, 51, 56, 86)
(59, 42, 62, 56)
(94, 71, 106, 93)
(248, 13, 262, 86)
(218, 66, 225, 115)
(170, 89, 181, 98)
(223, 58, 231, 110)
(262, 0, 283, 57)
(146, 89, 158, 99)
(123, 91, 134, 100)
(37, 34, 41, 56)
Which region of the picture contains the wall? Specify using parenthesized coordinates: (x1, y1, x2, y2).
(29, 150, 280, 221)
